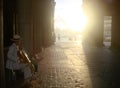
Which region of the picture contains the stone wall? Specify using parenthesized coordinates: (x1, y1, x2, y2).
(82, 0, 104, 46)
(17, 0, 55, 55)
(0, 0, 6, 87)
(111, 2, 120, 49)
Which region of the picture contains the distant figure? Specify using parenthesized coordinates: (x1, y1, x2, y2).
(6, 34, 34, 84)
(58, 34, 60, 40)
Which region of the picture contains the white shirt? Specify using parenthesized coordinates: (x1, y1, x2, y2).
(6, 43, 20, 70)
(6, 43, 32, 79)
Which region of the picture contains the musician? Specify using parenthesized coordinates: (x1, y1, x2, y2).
(6, 34, 32, 83)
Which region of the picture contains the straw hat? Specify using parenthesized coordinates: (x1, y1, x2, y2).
(11, 34, 21, 41)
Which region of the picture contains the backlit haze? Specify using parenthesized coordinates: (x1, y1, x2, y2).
(55, 0, 87, 32)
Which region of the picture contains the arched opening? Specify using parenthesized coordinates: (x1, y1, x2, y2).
(103, 16, 112, 48)
(54, 0, 87, 42)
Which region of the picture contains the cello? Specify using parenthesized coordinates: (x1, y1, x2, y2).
(17, 46, 35, 74)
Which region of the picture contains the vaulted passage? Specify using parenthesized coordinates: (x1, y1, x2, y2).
(1, 0, 120, 88)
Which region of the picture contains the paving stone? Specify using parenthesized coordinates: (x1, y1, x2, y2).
(27, 41, 120, 88)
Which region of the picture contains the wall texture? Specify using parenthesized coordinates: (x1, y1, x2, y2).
(17, 0, 55, 55)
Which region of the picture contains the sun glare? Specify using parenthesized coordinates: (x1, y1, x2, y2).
(55, 0, 87, 32)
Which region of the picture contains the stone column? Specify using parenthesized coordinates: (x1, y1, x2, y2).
(82, 0, 104, 46)
(111, 2, 120, 49)
(31, 0, 45, 53)
(41, 0, 55, 47)
(47, 0, 56, 45)
(3, 0, 14, 47)
(50, 0, 56, 45)
(17, 0, 34, 54)
(0, 0, 6, 87)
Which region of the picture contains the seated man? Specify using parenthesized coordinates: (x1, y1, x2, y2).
(6, 34, 33, 83)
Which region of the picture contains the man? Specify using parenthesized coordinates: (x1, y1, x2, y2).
(6, 34, 32, 83)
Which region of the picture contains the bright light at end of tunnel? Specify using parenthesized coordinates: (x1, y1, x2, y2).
(55, 0, 87, 32)
(63, 10, 87, 32)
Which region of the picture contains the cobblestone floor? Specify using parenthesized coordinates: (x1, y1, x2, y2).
(6, 40, 120, 88)
(25, 41, 120, 88)
(38, 42, 91, 88)
(29, 41, 118, 88)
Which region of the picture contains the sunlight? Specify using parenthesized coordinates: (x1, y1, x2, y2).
(55, 0, 87, 32)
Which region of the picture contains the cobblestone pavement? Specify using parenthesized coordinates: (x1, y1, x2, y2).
(36, 41, 120, 88)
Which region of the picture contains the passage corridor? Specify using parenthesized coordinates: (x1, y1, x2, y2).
(36, 41, 120, 88)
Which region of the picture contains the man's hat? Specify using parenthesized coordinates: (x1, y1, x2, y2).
(11, 34, 21, 41)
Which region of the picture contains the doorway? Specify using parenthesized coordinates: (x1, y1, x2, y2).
(103, 16, 112, 47)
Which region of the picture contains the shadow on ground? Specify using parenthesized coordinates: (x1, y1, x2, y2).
(82, 42, 120, 88)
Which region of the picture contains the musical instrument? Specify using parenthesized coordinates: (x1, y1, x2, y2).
(17, 47, 35, 74)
